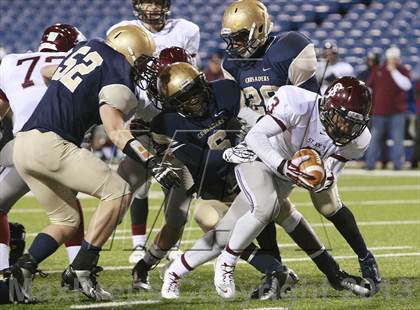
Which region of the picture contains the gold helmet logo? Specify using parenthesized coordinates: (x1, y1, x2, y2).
(158, 62, 211, 118)
(221, 0, 272, 58)
(106, 25, 156, 66)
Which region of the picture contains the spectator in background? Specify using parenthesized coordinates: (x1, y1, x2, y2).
(316, 41, 354, 94)
(357, 51, 380, 83)
(358, 51, 388, 167)
(411, 78, 420, 168)
(365, 46, 412, 170)
(204, 48, 224, 81)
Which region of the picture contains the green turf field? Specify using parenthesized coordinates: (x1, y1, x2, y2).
(5, 170, 420, 309)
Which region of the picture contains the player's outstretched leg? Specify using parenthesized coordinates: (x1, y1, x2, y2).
(310, 187, 381, 293)
(277, 208, 371, 297)
(64, 199, 85, 264)
(62, 192, 132, 301)
(129, 196, 149, 264)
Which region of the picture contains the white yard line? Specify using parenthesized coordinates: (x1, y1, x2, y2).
(244, 308, 288, 310)
(342, 169, 420, 177)
(50, 251, 420, 275)
(23, 220, 420, 238)
(10, 198, 420, 214)
(70, 300, 160, 309)
(338, 185, 420, 192)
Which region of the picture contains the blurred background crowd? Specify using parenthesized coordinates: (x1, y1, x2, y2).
(0, 0, 419, 169)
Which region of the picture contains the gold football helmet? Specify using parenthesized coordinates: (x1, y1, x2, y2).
(221, 0, 273, 58)
(106, 25, 157, 89)
(158, 62, 211, 118)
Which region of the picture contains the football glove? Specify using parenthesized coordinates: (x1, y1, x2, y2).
(223, 142, 257, 164)
(148, 157, 181, 190)
(130, 118, 151, 138)
(225, 117, 250, 141)
(314, 170, 334, 193)
(278, 155, 315, 190)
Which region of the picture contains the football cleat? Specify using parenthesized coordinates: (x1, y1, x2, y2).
(1, 267, 37, 304)
(329, 269, 371, 297)
(61, 265, 112, 301)
(132, 259, 152, 291)
(161, 268, 181, 300)
(214, 255, 236, 299)
(128, 245, 146, 265)
(359, 251, 381, 295)
(11, 253, 44, 304)
(250, 266, 299, 300)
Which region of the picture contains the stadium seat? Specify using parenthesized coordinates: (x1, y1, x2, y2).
(0, 0, 418, 71)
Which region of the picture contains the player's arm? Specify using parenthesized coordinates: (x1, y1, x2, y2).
(245, 114, 286, 173)
(98, 80, 156, 164)
(184, 23, 200, 66)
(0, 89, 10, 119)
(41, 64, 59, 86)
(275, 32, 319, 92)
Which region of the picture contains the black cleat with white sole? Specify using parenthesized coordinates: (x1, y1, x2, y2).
(329, 269, 371, 297)
(251, 266, 299, 300)
(132, 259, 152, 291)
(359, 251, 381, 296)
(62, 265, 112, 301)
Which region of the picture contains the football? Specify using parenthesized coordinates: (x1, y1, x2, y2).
(292, 148, 325, 189)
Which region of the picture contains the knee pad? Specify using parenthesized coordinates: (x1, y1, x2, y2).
(275, 198, 295, 224)
(279, 209, 302, 233)
(194, 200, 228, 232)
(311, 186, 343, 217)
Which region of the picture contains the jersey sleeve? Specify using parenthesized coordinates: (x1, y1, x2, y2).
(271, 32, 318, 91)
(183, 20, 200, 62)
(98, 54, 137, 115)
(221, 58, 237, 81)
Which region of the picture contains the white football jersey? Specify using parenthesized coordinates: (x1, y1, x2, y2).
(246, 86, 370, 175)
(107, 18, 200, 122)
(0, 51, 66, 134)
(107, 18, 200, 62)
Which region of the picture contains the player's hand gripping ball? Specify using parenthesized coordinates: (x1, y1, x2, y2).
(291, 148, 326, 191)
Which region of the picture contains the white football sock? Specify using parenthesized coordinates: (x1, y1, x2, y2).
(132, 235, 147, 249)
(219, 248, 240, 266)
(0, 243, 9, 270)
(168, 254, 191, 278)
(66, 245, 81, 264)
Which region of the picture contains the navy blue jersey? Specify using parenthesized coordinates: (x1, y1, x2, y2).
(151, 79, 241, 200)
(22, 39, 135, 146)
(222, 31, 319, 114)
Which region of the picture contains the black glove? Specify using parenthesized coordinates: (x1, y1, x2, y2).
(130, 118, 151, 138)
(225, 117, 250, 141)
(148, 157, 181, 190)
